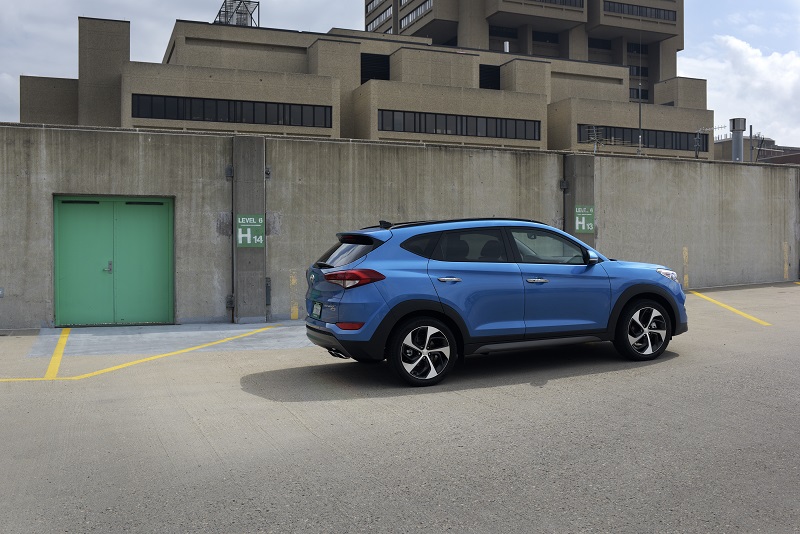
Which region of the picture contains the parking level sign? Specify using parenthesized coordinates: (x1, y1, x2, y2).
(575, 206, 595, 234)
(236, 214, 265, 248)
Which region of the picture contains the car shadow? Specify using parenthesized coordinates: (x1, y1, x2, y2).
(240, 343, 679, 402)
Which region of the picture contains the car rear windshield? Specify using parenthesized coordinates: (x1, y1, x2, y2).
(315, 234, 383, 268)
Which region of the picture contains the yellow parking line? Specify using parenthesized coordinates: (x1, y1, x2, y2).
(44, 328, 71, 379)
(690, 291, 771, 326)
(0, 326, 277, 383)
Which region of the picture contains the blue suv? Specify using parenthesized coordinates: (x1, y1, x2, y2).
(306, 219, 687, 386)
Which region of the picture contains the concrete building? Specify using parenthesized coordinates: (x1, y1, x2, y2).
(20, 0, 713, 158)
(715, 135, 800, 165)
(364, 0, 712, 157)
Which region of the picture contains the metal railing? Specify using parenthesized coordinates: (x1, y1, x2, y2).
(214, 0, 259, 27)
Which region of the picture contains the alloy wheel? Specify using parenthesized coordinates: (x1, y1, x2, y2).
(400, 325, 452, 380)
(626, 307, 668, 356)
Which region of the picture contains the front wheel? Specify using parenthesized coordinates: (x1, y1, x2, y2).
(387, 318, 458, 386)
(614, 300, 672, 361)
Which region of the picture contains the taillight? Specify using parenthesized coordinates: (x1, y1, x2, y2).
(324, 269, 385, 289)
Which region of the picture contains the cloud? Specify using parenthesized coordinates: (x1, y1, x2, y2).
(680, 35, 800, 146)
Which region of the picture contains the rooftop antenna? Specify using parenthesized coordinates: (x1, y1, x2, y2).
(694, 125, 725, 159)
(579, 126, 623, 154)
(214, 0, 260, 27)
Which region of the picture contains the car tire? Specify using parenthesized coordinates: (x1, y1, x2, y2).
(614, 299, 672, 361)
(387, 317, 458, 386)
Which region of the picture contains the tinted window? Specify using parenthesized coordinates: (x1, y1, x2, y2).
(400, 232, 441, 258)
(434, 229, 507, 262)
(510, 229, 584, 264)
(316, 234, 382, 268)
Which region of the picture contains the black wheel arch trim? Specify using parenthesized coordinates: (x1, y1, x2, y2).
(376, 299, 522, 359)
(371, 298, 450, 358)
(608, 284, 683, 337)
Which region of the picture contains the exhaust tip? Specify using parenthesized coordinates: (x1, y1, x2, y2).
(328, 348, 350, 360)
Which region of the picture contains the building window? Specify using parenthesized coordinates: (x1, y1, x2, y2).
(365, 0, 388, 15)
(533, 31, 560, 44)
(489, 26, 518, 39)
(132, 94, 332, 128)
(627, 42, 649, 55)
(379, 109, 541, 141)
(361, 53, 391, 85)
(367, 5, 392, 32)
(530, 0, 583, 7)
(479, 65, 501, 90)
(578, 124, 708, 152)
(629, 88, 650, 100)
(604, 1, 676, 22)
(588, 38, 612, 50)
(629, 65, 649, 77)
(400, 0, 433, 30)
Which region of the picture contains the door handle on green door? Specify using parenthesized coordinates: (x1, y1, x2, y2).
(103, 261, 113, 274)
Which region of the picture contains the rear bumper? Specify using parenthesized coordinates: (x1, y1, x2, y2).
(306, 324, 385, 362)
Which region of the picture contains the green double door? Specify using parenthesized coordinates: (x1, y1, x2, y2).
(54, 197, 174, 326)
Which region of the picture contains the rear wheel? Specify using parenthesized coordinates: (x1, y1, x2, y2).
(387, 317, 458, 386)
(614, 300, 672, 361)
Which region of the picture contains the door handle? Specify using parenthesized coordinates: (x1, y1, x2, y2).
(103, 260, 113, 274)
(437, 277, 462, 283)
(526, 278, 549, 284)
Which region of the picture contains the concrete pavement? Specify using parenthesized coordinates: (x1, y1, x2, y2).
(1, 284, 798, 533)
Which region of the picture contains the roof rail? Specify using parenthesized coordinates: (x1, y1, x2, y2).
(362, 218, 548, 231)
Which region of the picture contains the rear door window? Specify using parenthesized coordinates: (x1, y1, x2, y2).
(433, 229, 508, 262)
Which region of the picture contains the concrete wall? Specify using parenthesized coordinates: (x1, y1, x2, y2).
(1, 123, 797, 329)
(308, 39, 361, 139)
(19, 77, 79, 126)
(593, 157, 800, 288)
(263, 138, 564, 319)
(548, 61, 629, 104)
(391, 48, 479, 88)
(654, 77, 708, 109)
(0, 125, 233, 330)
(78, 18, 129, 127)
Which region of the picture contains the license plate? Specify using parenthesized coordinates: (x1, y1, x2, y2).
(312, 301, 322, 319)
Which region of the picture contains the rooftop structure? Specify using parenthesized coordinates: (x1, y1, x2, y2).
(19, 0, 713, 157)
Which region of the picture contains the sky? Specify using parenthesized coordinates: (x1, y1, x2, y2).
(1, 0, 799, 146)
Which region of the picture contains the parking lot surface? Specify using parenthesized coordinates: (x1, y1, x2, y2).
(1, 284, 799, 533)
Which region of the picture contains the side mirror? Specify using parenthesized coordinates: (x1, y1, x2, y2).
(586, 250, 600, 266)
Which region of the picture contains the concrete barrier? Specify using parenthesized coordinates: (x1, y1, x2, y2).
(0, 124, 797, 329)
(0, 124, 233, 330)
